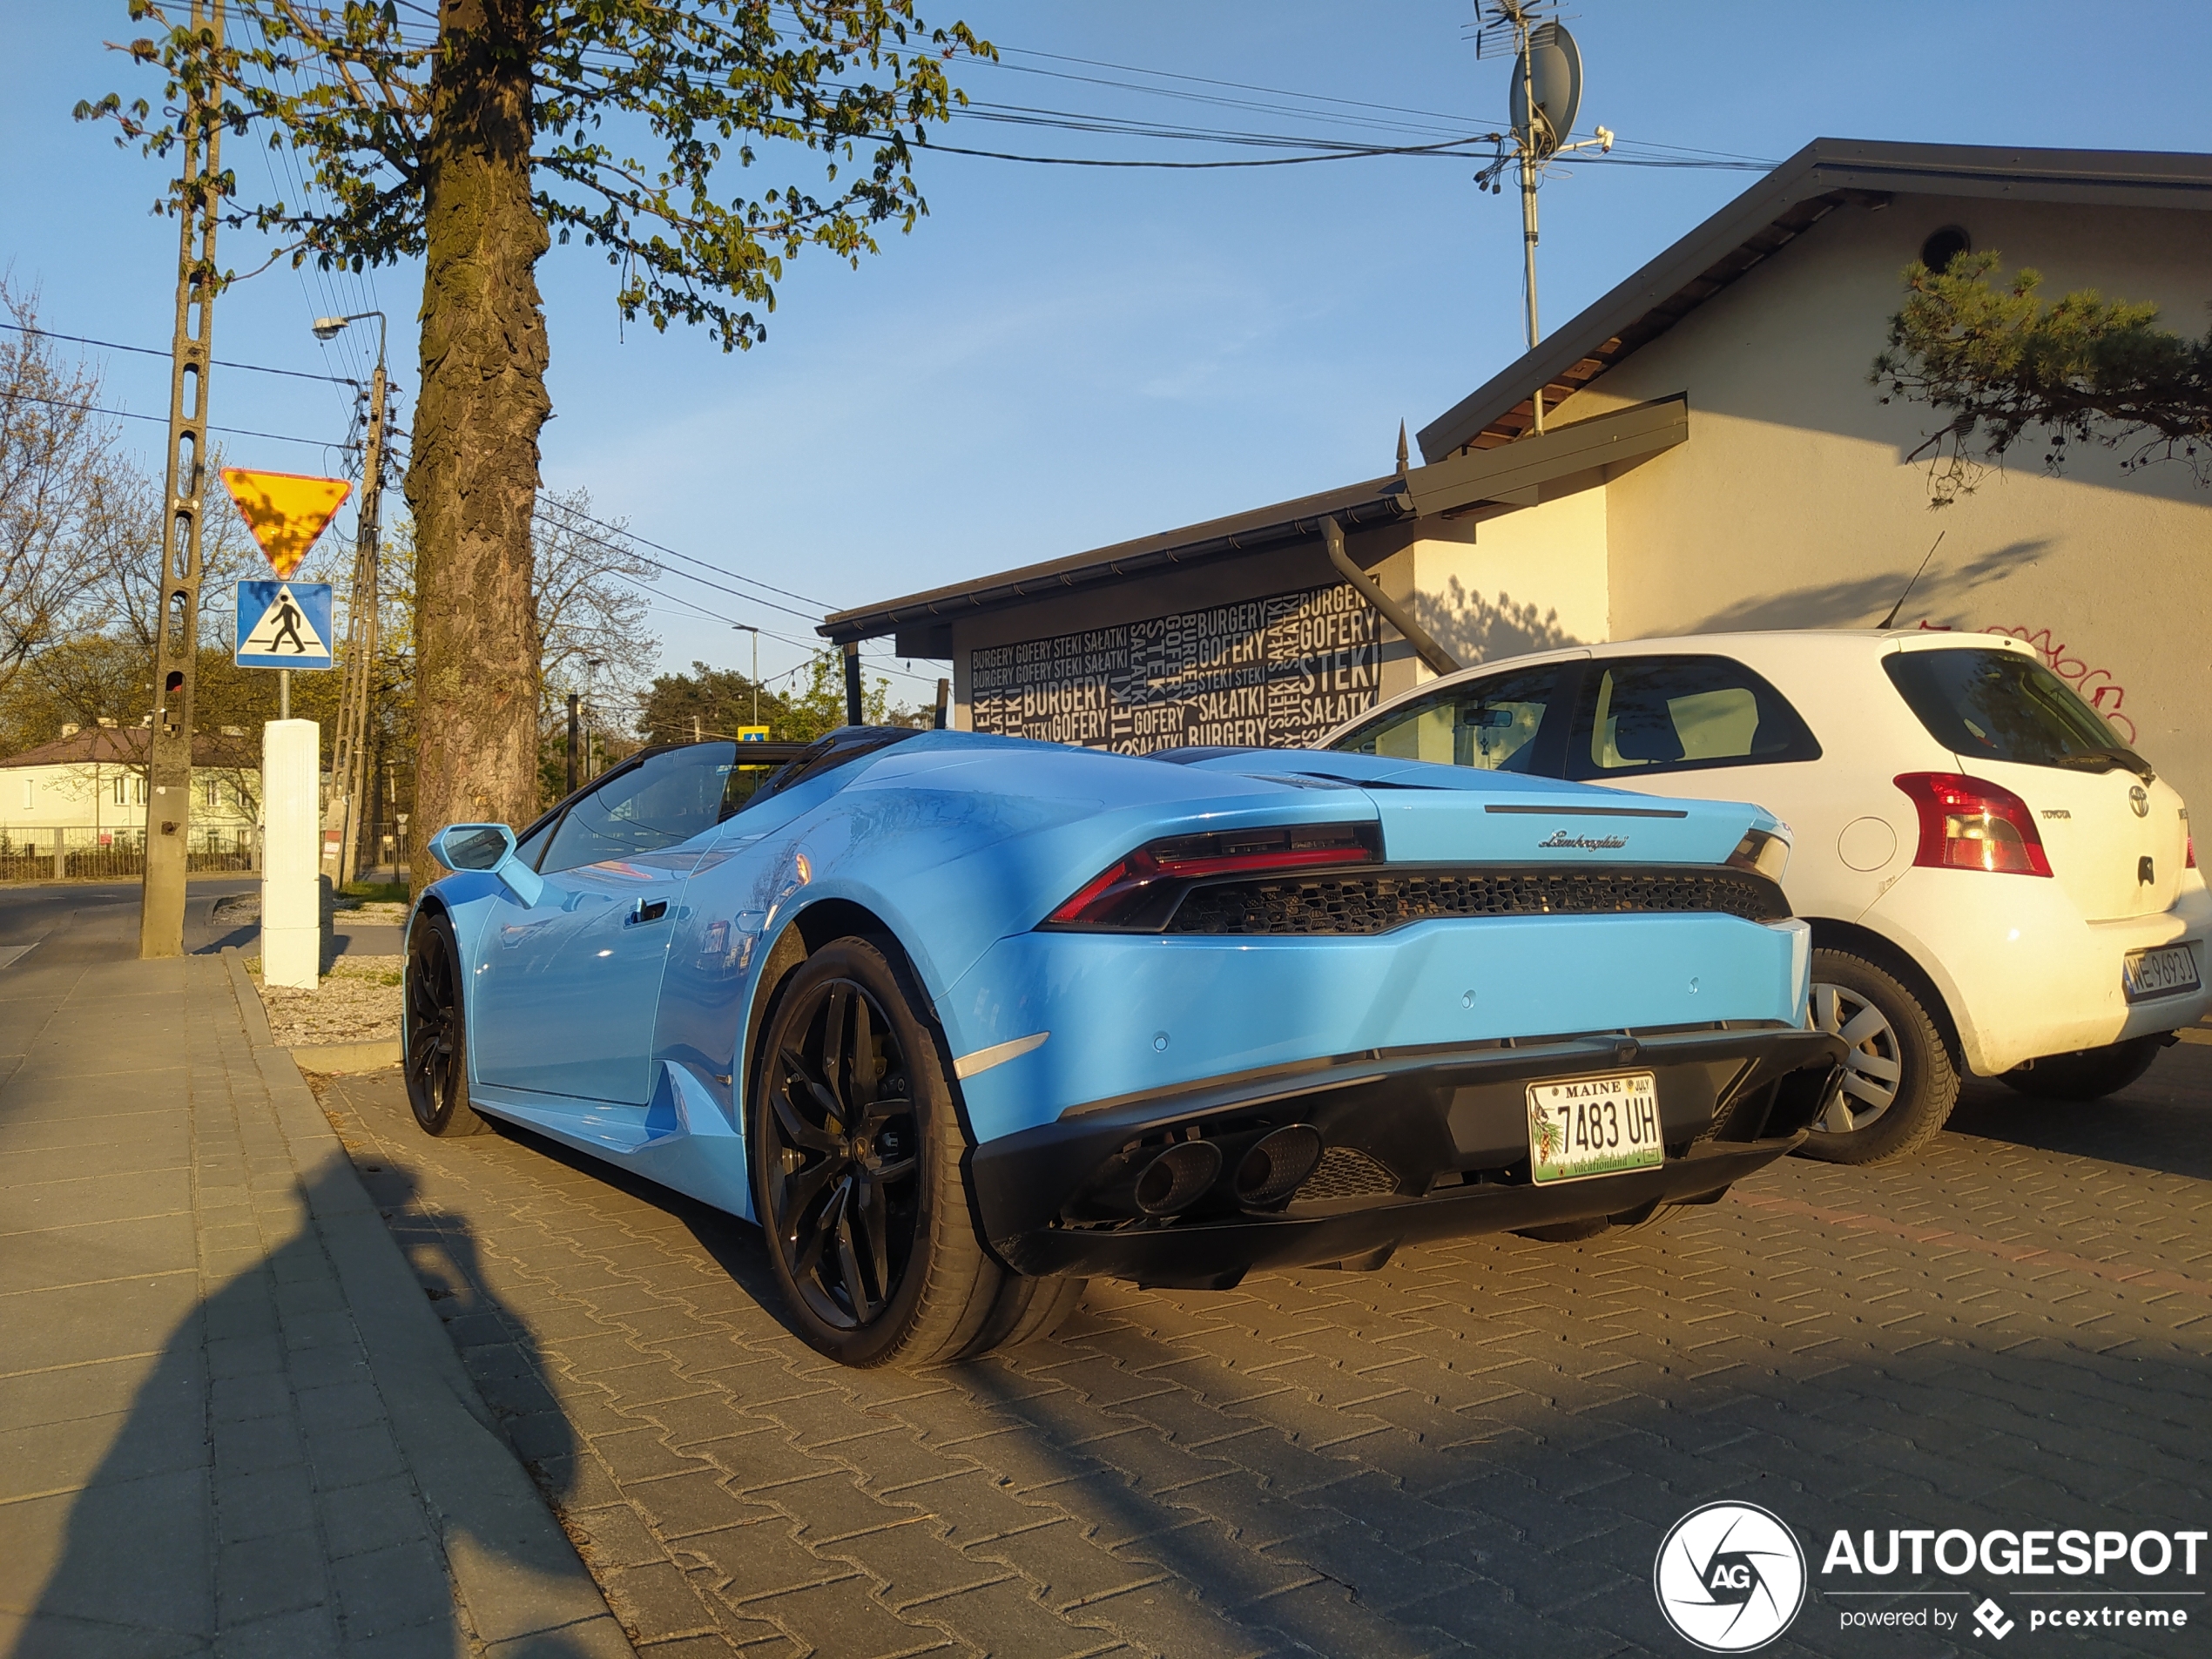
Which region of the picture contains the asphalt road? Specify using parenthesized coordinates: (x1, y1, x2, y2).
(0, 878, 404, 962)
(312, 1039, 2212, 1659)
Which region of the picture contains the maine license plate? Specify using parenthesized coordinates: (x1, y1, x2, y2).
(1527, 1071, 1664, 1184)
(2122, 944, 2202, 1002)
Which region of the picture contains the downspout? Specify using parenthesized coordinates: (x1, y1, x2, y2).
(1319, 515, 1461, 679)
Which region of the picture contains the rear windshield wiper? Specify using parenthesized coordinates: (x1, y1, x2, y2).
(2051, 746, 2155, 783)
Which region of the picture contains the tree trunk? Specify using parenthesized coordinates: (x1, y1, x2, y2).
(404, 0, 548, 894)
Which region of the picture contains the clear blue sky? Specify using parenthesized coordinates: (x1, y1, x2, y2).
(4, 2, 2209, 706)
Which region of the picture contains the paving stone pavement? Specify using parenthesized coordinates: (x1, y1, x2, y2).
(310, 1047, 2212, 1659)
(0, 891, 632, 1658)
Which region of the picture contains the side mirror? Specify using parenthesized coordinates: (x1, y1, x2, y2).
(428, 822, 544, 907)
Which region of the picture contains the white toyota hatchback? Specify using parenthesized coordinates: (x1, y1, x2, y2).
(1322, 631, 2209, 1164)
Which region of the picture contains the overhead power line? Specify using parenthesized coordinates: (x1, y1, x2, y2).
(0, 320, 361, 386)
(2, 388, 345, 451)
(14, 314, 833, 624)
(381, 432, 833, 621)
(917, 133, 1496, 170)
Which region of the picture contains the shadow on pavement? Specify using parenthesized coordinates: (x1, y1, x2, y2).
(339, 1130, 597, 1500)
(477, 1116, 794, 1368)
(307, 1054, 2212, 1656)
(1944, 1042, 2212, 1182)
(15, 1160, 593, 1657)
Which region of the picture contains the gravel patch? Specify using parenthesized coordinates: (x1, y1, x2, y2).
(248, 953, 404, 1046)
(215, 894, 412, 927)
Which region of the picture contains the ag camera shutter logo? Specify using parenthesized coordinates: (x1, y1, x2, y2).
(1654, 1502, 1807, 1651)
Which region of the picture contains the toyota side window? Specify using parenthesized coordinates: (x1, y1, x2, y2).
(1566, 656, 1820, 780)
(541, 742, 739, 873)
(1332, 665, 1565, 773)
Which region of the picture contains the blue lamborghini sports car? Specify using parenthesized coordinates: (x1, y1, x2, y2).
(405, 726, 1845, 1366)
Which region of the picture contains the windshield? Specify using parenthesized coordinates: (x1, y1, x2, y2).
(1884, 648, 2148, 777)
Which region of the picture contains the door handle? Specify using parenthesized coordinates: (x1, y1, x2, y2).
(627, 898, 670, 926)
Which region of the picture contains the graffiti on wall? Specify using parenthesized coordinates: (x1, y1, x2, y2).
(968, 582, 1384, 753)
(1915, 620, 2136, 743)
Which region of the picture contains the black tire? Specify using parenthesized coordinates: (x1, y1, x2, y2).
(2001, 1035, 2167, 1102)
(1797, 948, 1959, 1165)
(404, 909, 488, 1137)
(752, 936, 1069, 1367)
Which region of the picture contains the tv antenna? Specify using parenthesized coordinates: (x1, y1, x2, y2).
(1474, 2, 1613, 435)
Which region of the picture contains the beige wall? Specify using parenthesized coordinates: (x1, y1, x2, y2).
(1538, 192, 2212, 812)
(3, 764, 261, 831)
(1408, 489, 1610, 675)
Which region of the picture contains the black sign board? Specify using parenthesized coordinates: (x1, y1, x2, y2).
(969, 582, 1385, 753)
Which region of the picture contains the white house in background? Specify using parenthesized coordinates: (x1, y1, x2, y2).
(0, 722, 261, 849)
(820, 139, 2212, 813)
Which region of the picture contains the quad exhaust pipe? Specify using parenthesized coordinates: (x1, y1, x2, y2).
(1116, 1123, 1328, 1217)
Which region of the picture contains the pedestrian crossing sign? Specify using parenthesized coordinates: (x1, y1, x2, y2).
(235, 581, 335, 671)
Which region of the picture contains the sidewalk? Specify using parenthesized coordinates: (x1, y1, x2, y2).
(0, 896, 633, 1657)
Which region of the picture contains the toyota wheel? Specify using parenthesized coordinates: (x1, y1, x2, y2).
(1797, 948, 1959, 1165)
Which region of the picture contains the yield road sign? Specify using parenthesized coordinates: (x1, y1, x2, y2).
(236, 581, 334, 670)
(221, 468, 352, 577)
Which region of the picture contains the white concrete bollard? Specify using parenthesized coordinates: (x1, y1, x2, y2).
(261, 718, 322, 990)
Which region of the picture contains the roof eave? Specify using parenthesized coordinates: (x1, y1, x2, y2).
(1416, 137, 2212, 462)
(824, 397, 1690, 646)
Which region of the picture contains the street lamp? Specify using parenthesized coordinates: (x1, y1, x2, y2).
(311, 311, 391, 887)
(733, 624, 760, 729)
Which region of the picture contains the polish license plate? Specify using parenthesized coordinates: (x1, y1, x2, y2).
(1526, 1071, 1665, 1184)
(2122, 944, 2202, 1002)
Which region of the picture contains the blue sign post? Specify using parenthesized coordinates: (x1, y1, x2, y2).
(235, 581, 334, 671)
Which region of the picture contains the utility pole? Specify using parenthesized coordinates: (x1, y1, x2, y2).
(565, 691, 580, 793)
(318, 311, 388, 888)
(1515, 29, 1546, 435)
(140, 0, 223, 960)
(584, 658, 604, 781)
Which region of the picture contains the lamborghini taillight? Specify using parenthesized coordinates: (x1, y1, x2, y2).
(1894, 772, 2052, 877)
(1046, 823, 1379, 929)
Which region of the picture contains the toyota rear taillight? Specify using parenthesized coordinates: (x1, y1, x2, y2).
(1046, 823, 1379, 929)
(1893, 772, 2052, 877)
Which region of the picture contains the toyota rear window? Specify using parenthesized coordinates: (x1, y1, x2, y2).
(1884, 648, 2148, 775)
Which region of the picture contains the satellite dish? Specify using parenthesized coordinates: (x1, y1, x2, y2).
(1508, 21, 1582, 156)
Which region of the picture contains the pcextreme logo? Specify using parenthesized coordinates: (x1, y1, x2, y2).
(1654, 1503, 1808, 1652)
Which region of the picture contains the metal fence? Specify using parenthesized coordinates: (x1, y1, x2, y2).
(0, 826, 257, 881)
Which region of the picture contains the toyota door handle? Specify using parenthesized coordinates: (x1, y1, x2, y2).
(627, 899, 669, 926)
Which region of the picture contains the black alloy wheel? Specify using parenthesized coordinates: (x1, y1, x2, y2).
(403, 911, 487, 1137)
(759, 968, 921, 1332)
(751, 936, 1087, 1367)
